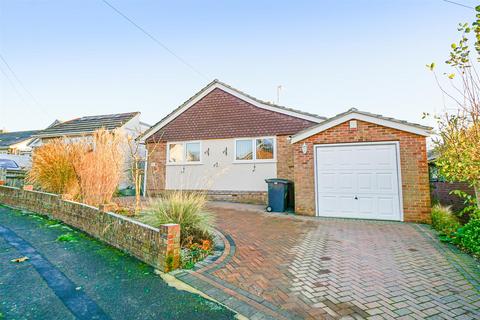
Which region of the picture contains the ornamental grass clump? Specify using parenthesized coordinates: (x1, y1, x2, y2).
(73, 129, 125, 206)
(28, 129, 125, 207)
(28, 139, 80, 198)
(140, 191, 214, 247)
(431, 204, 461, 238)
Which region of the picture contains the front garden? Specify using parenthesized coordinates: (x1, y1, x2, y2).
(23, 129, 215, 271)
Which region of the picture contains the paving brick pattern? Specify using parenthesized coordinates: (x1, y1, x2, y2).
(194, 203, 480, 319)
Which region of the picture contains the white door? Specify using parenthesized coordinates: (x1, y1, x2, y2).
(315, 143, 402, 221)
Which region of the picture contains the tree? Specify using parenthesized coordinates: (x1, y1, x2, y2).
(126, 134, 144, 215)
(428, 5, 480, 206)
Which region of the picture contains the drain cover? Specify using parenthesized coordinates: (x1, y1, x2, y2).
(318, 269, 331, 274)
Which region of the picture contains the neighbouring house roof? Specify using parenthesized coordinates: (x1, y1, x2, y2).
(291, 108, 432, 143)
(139, 80, 326, 141)
(33, 112, 140, 138)
(0, 130, 39, 148)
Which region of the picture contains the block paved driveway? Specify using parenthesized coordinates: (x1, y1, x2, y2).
(186, 202, 480, 320)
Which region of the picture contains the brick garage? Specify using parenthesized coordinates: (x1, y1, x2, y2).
(291, 115, 431, 223)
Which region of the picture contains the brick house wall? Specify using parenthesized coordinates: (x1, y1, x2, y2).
(276, 135, 295, 181)
(293, 120, 431, 223)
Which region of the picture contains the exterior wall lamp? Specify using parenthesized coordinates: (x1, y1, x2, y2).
(301, 142, 308, 154)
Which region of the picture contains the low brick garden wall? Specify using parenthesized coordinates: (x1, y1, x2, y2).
(0, 186, 180, 272)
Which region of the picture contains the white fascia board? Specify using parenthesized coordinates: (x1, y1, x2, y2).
(291, 112, 430, 144)
(139, 82, 323, 142)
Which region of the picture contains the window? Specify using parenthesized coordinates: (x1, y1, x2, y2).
(235, 137, 275, 162)
(256, 138, 274, 160)
(168, 143, 184, 163)
(235, 140, 253, 160)
(186, 142, 200, 162)
(167, 142, 201, 163)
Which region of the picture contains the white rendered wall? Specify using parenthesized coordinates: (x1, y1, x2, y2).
(165, 138, 276, 192)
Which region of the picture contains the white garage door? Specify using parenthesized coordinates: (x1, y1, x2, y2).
(315, 143, 402, 221)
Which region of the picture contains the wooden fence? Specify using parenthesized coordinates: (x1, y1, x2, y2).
(0, 168, 27, 188)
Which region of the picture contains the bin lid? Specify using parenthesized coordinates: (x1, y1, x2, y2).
(265, 178, 293, 184)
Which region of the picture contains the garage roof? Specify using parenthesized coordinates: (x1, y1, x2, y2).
(291, 108, 432, 143)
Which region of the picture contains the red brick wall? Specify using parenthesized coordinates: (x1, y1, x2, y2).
(293, 120, 431, 223)
(146, 88, 317, 142)
(146, 142, 166, 195)
(276, 135, 295, 181)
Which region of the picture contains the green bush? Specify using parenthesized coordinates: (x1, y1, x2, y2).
(450, 189, 480, 223)
(431, 204, 461, 237)
(139, 191, 214, 246)
(454, 219, 480, 257)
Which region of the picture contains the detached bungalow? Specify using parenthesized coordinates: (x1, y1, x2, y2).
(140, 80, 431, 222)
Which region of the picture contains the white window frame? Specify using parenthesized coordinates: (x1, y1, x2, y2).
(233, 136, 276, 163)
(166, 141, 202, 165)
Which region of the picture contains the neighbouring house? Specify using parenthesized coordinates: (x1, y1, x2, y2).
(0, 130, 38, 155)
(32, 112, 150, 188)
(428, 151, 475, 212)
(140, 80, 432, 222)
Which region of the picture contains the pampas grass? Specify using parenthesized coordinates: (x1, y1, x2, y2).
(74, 129, 125, 206)
(28, 129, 124, 206)
(28, 139, 80, 198)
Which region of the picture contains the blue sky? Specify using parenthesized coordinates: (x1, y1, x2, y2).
(0, 0, 477, 131)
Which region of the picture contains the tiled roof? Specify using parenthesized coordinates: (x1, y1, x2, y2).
(139, 79, 326, 141)
(146, 88, 318, 142)
(33, 112, 139, 138)
(0, 130, 38, 148)
(214, 80, 325, 120)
